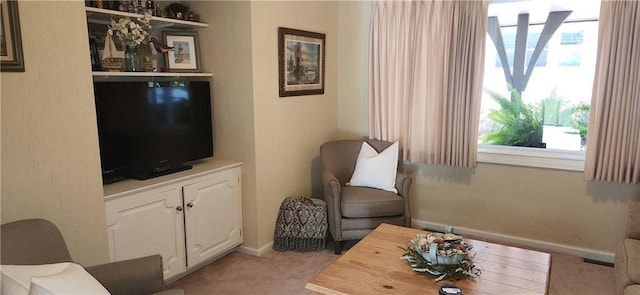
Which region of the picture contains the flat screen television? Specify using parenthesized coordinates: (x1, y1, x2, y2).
(94, 80, 213, 183)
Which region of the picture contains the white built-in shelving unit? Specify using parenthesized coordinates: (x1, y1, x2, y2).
(86, 7, 211, 77)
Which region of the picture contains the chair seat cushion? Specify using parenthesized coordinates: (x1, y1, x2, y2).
(340, 186, 404, 218)
(622, 239, 640, 284)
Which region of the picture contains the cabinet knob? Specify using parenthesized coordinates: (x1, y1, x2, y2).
(187, 202, 194, 208)
(176, 206, 183, 212)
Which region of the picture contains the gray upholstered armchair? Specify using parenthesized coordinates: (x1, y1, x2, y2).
(320, 139, 411, 254)
(1, 218, 183, 295)
(615, 202, 640, 295)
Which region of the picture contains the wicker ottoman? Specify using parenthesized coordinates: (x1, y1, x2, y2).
(273, 197, 328, 252)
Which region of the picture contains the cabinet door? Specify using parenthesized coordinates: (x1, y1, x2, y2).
(183, 167, 243, 267)
(105, 186, 187, 280)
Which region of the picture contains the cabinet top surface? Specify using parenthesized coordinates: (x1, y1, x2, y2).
(103, 158, 242, 198)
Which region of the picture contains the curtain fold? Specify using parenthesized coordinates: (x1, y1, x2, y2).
(585, 0, 640, 184)
(369, 0, 488, 167)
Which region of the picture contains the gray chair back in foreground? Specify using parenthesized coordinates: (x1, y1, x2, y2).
(1, 218, 183, 295)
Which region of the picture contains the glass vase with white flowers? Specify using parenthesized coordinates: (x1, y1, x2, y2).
(107, 12, 152, 71)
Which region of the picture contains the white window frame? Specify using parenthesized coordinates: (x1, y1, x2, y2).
(479, 2, 598, 172)
(477, 144, 585, 171)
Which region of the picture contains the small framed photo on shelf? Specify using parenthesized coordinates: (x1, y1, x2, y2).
(278, 27, 325, 97)
(162, 31, 201, 72)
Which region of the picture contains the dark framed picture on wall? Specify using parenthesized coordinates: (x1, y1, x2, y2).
(278, 27, 325, 97)
(1, 0, 24, 72)
(162, 31, 201, 72)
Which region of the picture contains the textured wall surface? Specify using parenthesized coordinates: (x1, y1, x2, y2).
(1, 1, 109, 265)
(190, 0, 259, 250)
(337, 1, 371, 139)
(250, 1, 338, 248)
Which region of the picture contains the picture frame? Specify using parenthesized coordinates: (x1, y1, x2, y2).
(1, 0, 24, 72)
(278, 27, 325, 97)
(162, 31, 201, 72)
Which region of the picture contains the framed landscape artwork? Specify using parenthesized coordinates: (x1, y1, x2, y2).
(1, 0, 24, 72)
(278, 27, 325, 97)
(162, 31, 201, 72)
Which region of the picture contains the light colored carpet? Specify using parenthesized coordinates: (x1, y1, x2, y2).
(169, 248, 338, 294)
(169, 240, 615, 295)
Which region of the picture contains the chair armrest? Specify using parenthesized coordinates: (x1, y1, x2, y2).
(86, 255, 165, 295)
(395, 172, 411, 197)
(322, 171, 341, 199)
(627, 202, 640, 239)
(322, 170, 343, 241)
(395, 172, 412, 227)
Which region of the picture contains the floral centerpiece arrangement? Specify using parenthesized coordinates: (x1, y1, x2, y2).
(106, 12, 152, 71)
(107, 12, 152, 46)
(401, 231, 480, 281)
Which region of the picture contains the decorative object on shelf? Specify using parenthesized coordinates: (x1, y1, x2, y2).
(107, 12, 151, 46)
(124, 43, 142, 72)
(162, 31, 201, 72)
(400, 231, 480, 281)
(145, 0, 154, 15)
(100, 33, 123, 72)
(154, 3, 162, 17)
(107, 11, 151, 71)
(187, 11, 199, 22)
(89, 37, 102, 71)
(164, 2, 190, 20)
(149, 37, 173, 53)
(278, 27, 325, 97)
(138, 39, 156, 72)
(1, 0, 24, 72)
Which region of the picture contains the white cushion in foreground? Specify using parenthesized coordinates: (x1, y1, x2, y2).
(348, 141, 399, 193)
(1, 262, 110, 295)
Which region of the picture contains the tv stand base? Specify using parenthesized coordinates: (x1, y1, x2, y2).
(130, 164, 193, 180)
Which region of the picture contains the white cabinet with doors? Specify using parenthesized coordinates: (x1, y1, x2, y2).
(104, 159, 242, 281)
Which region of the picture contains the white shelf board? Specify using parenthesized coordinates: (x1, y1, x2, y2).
(85, 7, 209, 29)
(92, 72, 213, 78)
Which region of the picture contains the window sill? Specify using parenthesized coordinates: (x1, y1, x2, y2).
(477, 144, 585, 171)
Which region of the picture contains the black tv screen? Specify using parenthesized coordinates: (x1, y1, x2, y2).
(94, 80, 213, 183)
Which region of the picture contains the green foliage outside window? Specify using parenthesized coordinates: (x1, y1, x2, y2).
(570, 102, 590, 149)
(482, 87, 546, 148)
(542, 89, 574, 126)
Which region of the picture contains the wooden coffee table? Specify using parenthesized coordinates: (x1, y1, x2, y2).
(306, 223, 551, 295)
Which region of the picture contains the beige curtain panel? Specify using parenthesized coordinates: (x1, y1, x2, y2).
(585, 0, 640, 184)
(369, 0, 488, 167)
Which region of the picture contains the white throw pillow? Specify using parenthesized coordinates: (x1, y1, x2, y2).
(1, 263, 110, 295)
(348, 141, 399, 193)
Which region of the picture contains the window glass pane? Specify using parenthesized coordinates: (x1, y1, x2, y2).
(480, 20, 598, 152)
(495, 32, 547, 68)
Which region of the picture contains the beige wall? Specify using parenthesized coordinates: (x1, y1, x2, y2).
(337, 1, 370, 139)
(192, 1, 340, 250)
(250, 1, 338, 248)
(0, 1, 109, 265)
(335, 1, 640, 257)
(190, 0, 260, 252)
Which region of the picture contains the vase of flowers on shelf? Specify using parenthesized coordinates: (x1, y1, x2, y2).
(107, 12, 152, 72)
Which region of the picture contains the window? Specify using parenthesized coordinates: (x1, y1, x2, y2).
(495, 32, 548, 68)
(479, 2, 599, 171)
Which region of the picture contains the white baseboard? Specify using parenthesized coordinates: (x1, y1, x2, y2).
(237, 242, 274, 257)
(412, 219, 615, 264)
